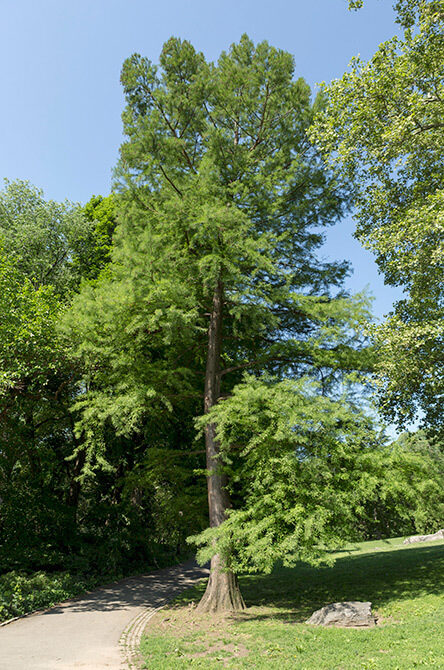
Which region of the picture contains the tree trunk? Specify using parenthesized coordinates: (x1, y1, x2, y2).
(197, 280, 246, 613)
(65, 415, 85, 520)
(197, 553, 246, 613)
(25, 410, 41, 484)
(66, 451, 85, 511)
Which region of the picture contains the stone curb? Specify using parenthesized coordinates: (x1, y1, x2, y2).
(120, 603, 167, 669)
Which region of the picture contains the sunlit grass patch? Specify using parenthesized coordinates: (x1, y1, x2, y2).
(140, 537, 444, 669)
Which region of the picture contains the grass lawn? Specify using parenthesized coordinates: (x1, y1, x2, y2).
(139, 537, 444, 669)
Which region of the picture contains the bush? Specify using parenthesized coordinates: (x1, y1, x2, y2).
(0, 570, 99, 622)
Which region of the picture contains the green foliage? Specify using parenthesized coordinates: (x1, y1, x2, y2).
(0, 182, 197, 580)
(348, 0, 364, 9)
(350, 0, 443, 29)
(0, 250, 62, 397)
(73, 194, 117, 280)
(190, 378, 442, 571)
(191, 376, 380, 572)
(123, 444, 207, 555)
(0, 245, 80, 575)
(0, 570, 101, 622)
(353, 431, 444, 538)
(64, 35, 370, 472)
(0, 179, 94, 294)
(311, 0, 444, 432)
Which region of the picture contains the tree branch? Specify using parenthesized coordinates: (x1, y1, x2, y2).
(159, 165, 183, 196)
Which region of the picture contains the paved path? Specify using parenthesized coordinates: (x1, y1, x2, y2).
(0, 561, 209, 670)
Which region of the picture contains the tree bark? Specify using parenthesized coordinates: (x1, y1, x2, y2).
(66, 451, 85, 512)
(65, 414, 85, 520)
(197, 280, 246, 613)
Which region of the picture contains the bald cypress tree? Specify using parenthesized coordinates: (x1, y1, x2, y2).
(66, 35, 372, 611)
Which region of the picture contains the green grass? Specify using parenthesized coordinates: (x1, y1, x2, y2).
(140, 537, 444, 669)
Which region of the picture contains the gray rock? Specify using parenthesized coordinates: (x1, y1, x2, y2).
(403, 529, 444, 545)
(306, 601, 376, 627)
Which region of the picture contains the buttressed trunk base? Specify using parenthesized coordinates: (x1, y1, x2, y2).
(196, 553, 246, 613)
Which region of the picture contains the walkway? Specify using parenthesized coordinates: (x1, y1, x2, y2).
(0, 561, 209, 669)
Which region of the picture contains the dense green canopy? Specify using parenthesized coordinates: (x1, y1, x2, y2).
(312, 0, 444, 432)
(62, 35, 432, 609)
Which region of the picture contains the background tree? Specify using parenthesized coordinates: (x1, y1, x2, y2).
(0, 245, 82, 570)
(65, 35, 374, 611)
(73, 194, 118, 280)
(311, 0, 444, 433)
(355, 429, 444, 537)
(0, 178, 100, 570)
(0, 180, 95, 295)
(0, 179, 96, 570)
(0, 181, 201, 577)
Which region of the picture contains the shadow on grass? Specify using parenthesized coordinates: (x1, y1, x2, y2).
(172, 542, 444, 623)
(240, 543, 444, 622)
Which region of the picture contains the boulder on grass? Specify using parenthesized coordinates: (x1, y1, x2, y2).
(306, 601, 376, 627)
(403, 529, 444, 545)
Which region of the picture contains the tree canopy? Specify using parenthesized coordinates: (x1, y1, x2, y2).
(0, 181, 203, 576)
(0, 180, 95, 295)
(62, 35, 381, 611)
(311, 0, 444, 433)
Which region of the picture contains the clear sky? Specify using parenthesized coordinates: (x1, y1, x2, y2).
(1, 0, 404, 318)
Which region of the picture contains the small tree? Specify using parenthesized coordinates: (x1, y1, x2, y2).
(65, 35, 373, 611)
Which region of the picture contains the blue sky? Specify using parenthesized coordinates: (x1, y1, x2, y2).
(1, 0, 403, 318)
